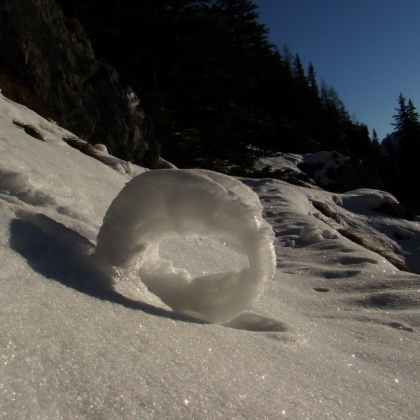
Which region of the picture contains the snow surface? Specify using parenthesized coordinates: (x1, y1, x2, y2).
(255, 151, 351, 188)
(1, 93, 420, 419)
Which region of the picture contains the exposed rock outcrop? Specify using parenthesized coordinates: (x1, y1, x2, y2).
(0, 0, 159, 167)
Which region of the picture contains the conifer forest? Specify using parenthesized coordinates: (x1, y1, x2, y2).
(56, 0, 420, 208)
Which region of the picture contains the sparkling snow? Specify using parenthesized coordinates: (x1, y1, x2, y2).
(0, 94, 419, 419)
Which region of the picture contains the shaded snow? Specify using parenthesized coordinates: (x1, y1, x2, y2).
(1, 94, 420, 419)
(255, 151, 351, 187)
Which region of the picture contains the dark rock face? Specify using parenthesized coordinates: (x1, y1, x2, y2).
(0, 0, 159, 168)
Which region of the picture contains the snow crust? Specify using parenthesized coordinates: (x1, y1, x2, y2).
(1, 93, 420, 419)
(96, 169, 275, 323)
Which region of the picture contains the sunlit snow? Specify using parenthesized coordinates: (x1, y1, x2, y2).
(1, 94, 419, 419)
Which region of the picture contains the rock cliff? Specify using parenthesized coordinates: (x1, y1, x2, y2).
(0, 0, 159, 168)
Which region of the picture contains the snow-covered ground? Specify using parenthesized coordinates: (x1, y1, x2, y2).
(1, 94, 419, 419)
(255, 151, 351, 188)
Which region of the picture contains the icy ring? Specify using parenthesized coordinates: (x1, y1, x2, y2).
(96, 169, 275, 324)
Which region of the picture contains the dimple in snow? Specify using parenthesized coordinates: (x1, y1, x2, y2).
(95, 169, 276, 324)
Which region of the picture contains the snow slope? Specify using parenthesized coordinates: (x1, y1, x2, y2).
(1, 94, 419, 419)
(255, 151, 351, 188)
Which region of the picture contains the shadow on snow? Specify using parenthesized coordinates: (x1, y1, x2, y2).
(9, 213, 287, 333)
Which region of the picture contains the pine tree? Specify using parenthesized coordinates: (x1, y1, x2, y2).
(372, 129, 379, 144)
(307, 62, 319, 97)
(406, 99, 420, 131)
(281, 44, 293, 73)
(392, 94, 420, 147)
(292, 54, 305, 83)
(390, 94, 420, 204)
(392, 93, 409, 132)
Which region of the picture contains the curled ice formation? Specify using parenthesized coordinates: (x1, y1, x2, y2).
(96, 169, 275, 324)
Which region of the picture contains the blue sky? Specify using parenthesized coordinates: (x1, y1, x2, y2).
(253, 0, 420, 141)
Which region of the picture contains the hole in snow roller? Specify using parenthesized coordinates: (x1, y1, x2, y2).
(95, 169, 276, 324)
(158, 236, 249, 277)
